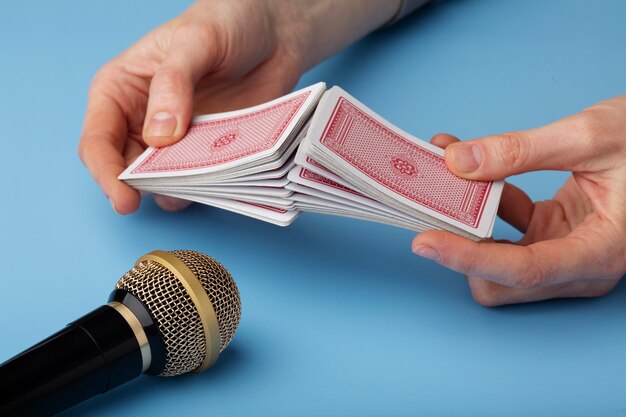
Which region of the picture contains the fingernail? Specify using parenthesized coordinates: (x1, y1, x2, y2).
(146, 111, 177, 137)
(451, 144, 482, 173)
(109, 197, 119, 214)
(413, 245, 441, 261)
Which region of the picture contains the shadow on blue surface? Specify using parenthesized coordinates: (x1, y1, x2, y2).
(3, 0, 626, 415)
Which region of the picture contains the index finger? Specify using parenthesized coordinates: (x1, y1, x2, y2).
(412, 227, 622, 288)
(78, 89, 141, 214)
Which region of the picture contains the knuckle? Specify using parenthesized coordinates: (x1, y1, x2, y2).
(96, 60, 117, 77)
(77, 132, 114, 168)
(510, 270, 543, 290)
(574, 109, 602, 142)
(77, 135, 101, 166)
(492, 133, 530, 171)
(470, 287, 501, 307)
(473, 295, 498, 307)
(171, 17, 226, 69)
(462, 261, 484, 279)
(509, 254, 548, 289)
(77, 140, 88, 163)
(152, 67, 189, 101)
(172, 20, 222, 63)
(568, 111, 608, 160)
(467, 278, 506, 307)
(155, 66, 185, 89)
(90, 60, 119, 90)
(579, 108, 626, 160)
(175, 20, 217, 45)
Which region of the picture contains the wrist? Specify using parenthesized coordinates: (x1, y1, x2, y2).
(271, 0, 403, 71)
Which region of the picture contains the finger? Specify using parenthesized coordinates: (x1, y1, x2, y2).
(78, 92, 141, 214)
(143, 23, 220, 147)
(431, 134, 535, 233)
(412, 229, 617, 288)
(497, 182, 534, 234)
(430, 133, 460, 149)
(123, 138, 147, 166)
(466, 276, 620, 306)
(153, 194, 193, 212)
(431, 133, 535, 233)
(443, 111, 607, 180)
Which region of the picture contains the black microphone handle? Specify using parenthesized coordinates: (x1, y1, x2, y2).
(0, 304, 143, 417)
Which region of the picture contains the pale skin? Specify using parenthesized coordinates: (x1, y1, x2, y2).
(78, 0, 626, 305)
(77, 0, 400, 213)
(415, 98, 626, 306)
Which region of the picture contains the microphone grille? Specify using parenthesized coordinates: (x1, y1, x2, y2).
(115, 250, 241, 376)
(169, 250, 241, 351)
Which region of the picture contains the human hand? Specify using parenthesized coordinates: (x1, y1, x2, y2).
(78, 0, 404, 215)
(78, 0, 309, 214)
(412, 96, 626, 306)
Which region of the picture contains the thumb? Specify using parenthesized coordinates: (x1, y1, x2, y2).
(143, 25, 220, 147)
(444, 112, 597, 180)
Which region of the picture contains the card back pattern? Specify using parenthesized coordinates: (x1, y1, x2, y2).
(319, 98, 492, 227)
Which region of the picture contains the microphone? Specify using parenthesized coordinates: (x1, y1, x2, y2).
(0, 250, 241, 417)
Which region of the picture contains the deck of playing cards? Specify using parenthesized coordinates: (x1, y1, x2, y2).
(120, 83, 503, 239)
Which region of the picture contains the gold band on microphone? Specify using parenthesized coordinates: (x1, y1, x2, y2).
(137, 250, 220, 371)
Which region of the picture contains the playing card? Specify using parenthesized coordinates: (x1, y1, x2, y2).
(291, 192, 426, 231)
(120, 82, 325, 181)
(216, 163, 293, 183)
(139, 184, 293, 199)
(116, 82, 501, 237)
(306, 86, 503, 239)
(161, 190, 295, 210)
(293, 132, 353, 189)
(287, 166, 424, 226)
(151, 192, 298, 226)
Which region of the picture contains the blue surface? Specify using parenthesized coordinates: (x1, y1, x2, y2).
(1, 0, 626, 416)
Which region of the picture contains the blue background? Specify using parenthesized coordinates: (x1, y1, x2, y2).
(1, 0, 625, 416)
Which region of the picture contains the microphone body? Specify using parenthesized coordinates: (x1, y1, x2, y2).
(0, 303, 143, 416)
(0, 250, 241, 417)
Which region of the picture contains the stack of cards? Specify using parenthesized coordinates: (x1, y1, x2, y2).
(288, 87, 503, 240)
(120, 83, 503, 239)
(120, 82, 326, 226)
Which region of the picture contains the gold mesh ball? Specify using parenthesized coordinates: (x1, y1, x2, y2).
(115, 250, 241, 376)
